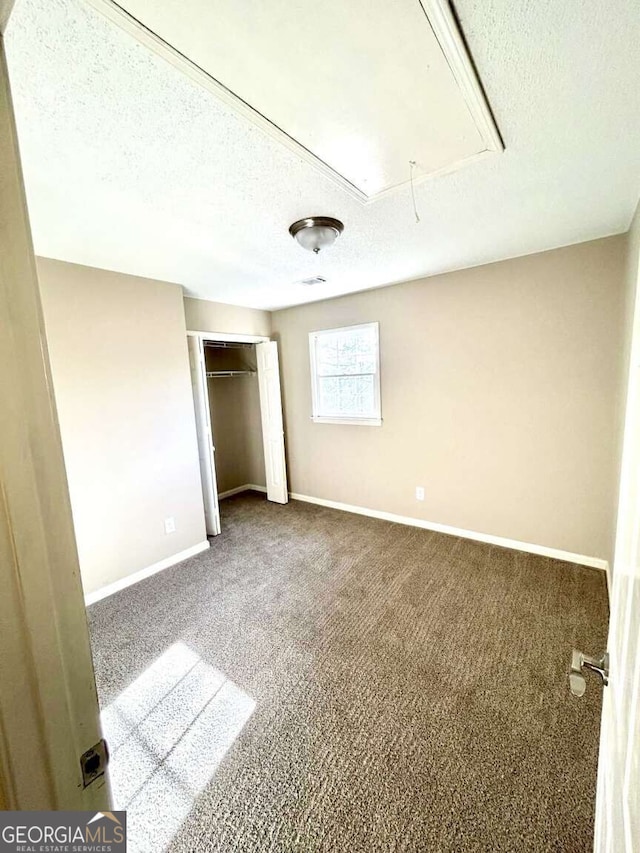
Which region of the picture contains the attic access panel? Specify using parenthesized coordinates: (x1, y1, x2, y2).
(86, 0, 502, 202)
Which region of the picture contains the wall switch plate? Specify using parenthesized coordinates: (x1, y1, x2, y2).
(415, 486, 425, 501)
(164, 517, 176, 534)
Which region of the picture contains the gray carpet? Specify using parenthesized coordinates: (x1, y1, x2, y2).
(88, 493, 608, 852)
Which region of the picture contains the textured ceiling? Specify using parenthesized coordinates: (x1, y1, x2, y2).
(5, 0, 640, 310)
(100, 0, 501, 200)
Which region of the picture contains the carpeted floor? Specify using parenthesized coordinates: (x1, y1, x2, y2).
(88, 493, 608, 852)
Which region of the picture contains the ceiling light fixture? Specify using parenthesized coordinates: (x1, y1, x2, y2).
(289, 217, 344, 254)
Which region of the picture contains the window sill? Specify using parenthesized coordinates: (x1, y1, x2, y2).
(311, 416, 382, 427)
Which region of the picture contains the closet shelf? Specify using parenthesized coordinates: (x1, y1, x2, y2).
(206, 370, 256, 378)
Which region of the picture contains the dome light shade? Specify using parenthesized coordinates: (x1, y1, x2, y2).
(289, 217, 344, 254)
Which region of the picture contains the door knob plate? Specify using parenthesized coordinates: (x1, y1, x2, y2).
(569, 649, 609, 697)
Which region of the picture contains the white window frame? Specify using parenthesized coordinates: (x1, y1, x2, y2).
(308, 322, 382, 426)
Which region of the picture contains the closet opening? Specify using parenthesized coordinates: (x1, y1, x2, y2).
(187, 332, 288, 537)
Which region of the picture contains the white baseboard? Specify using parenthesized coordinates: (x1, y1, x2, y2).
(289, 492, 609, 573)
(218, 483, 267, 500)
(85, 540, 210, 605)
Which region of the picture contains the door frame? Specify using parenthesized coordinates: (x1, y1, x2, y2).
(593, 221, 640, 852)
(187, 331, 271, 345)
(0, 26, 109, 810)
(186, 330, 272, 524)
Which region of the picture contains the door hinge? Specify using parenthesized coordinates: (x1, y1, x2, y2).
(80, 738, 109, 788)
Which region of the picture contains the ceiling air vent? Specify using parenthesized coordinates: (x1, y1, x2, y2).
(298, 276, 327, 287)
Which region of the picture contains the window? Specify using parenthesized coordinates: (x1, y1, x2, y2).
(309, 322, 381, 425)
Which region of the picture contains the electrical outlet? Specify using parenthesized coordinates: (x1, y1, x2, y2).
(415, 486, 425, 501)
(164, 517, 176, 534)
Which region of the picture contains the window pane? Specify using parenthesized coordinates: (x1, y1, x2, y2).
(318, 374, 375, 418)
(316, 327, 376, 376)
(316, 335, 340, 375)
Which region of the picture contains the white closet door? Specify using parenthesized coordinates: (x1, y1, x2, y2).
(256, 341, 288, 504)
(187, 336, 221, 535)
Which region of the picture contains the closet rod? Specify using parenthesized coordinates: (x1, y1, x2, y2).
(203, 341, 254, 350)
(206, 370, 256, 378)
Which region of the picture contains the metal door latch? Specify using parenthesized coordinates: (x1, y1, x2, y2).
(569, 649, 609, 697)
(80, 739, 109, 787)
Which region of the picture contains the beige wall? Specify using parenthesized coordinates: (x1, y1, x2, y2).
(208, 379, 265, 493)
(38, 258, 207, 595)
(184, 295, 271, 337)
(272, 236, 626, 562)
